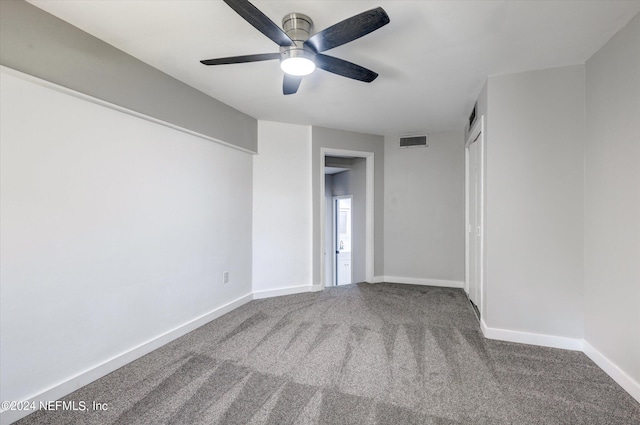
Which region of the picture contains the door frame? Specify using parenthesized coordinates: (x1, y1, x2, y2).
(320, 148, 374, 288)
(465, 115, 485, 320)
(333, 195, 353, 286)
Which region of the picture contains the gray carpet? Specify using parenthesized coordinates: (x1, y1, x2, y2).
(16, 283, 640, 424)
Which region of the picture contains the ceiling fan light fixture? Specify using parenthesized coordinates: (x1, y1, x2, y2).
(280, 48, 316, 76)
(281, 56, 315, 76)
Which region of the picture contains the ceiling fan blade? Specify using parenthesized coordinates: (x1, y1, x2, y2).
(304, 7, 389, 53)
(200, 53, 280, 65)
(283, 74, 302, 95)
(223, 0, 294, 47)
(315, 54, 378, 82)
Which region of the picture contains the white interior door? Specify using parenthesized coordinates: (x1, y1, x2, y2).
(467, 139, 481, 308)
(335, 197, 352, 285)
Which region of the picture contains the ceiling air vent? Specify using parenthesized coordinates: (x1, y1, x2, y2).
(399, 135, 428, 148)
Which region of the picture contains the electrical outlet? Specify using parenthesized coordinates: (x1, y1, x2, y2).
(222, 271, 229, 284)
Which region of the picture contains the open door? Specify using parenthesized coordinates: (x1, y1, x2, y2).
(468, 140, 480, 310)
(465, 116, 484, 320)
(334, 196, 352, 285)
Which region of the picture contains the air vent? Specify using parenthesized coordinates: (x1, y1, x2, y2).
(399, 135, 428, 148)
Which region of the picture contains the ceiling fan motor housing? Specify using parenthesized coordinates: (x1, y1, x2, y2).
(280, 13, 315, 62)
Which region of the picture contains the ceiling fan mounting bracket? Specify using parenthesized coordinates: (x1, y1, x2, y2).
(282, 13, 313, 45)
(280, 13, 315, 58)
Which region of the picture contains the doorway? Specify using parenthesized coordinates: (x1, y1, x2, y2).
(320, 148, 374, 289)
(465, 116, 485, 320)
(334, 196, 352, 285)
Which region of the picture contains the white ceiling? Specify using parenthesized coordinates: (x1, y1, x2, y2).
(28, 0, 640, 137)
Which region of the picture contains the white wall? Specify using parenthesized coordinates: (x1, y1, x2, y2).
(383, 131, 465, 286)
(252, 121, 313, 296)
(332, 159, 367, 283)
(584, 12, 640, 391)
(0, 69, 253, 408)
(484, 65, 585, 339)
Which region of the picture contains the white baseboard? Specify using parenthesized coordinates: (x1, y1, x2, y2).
(479, 322, 640, 403)
(371, 276, 385, 283)
(0, 293, 253, 425)
(480, 319, 584, 351)
(252, 284, 314, 299)
(583, 341, 640, 403)
(380, 276, 464, 289)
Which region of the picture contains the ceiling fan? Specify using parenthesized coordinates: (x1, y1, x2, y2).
(200, 0, 390, 95)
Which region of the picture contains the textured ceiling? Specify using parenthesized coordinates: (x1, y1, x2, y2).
(28, 0, 640, 136)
